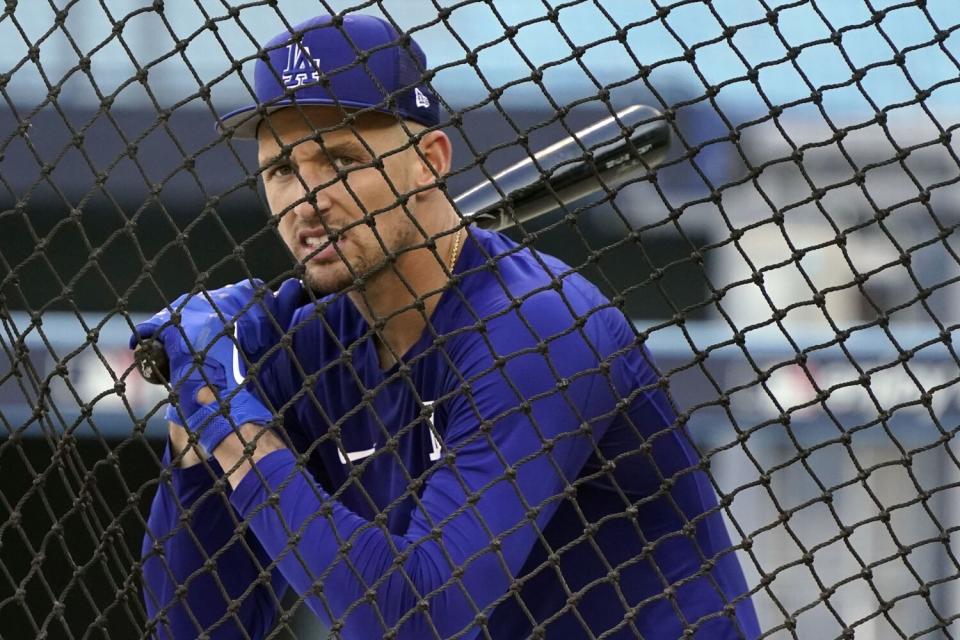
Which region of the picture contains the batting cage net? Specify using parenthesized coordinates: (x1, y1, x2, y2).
(2, 1, 960, 638)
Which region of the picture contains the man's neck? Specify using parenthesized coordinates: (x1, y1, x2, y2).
(348, 217, 461, 369)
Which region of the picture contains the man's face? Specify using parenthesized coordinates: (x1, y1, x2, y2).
(257, 106, 422, 294)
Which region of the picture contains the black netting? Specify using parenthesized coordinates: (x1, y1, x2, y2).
(2, 1, 960, 638)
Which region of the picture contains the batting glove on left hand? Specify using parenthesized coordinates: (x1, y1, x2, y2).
(131, 278, 303, 453)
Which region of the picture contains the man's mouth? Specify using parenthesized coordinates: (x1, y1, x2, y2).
(298, 229, 342, 263)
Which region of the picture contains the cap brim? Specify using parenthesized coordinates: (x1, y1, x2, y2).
(217, 102, 291, 140)
(219, 99, 419, 140)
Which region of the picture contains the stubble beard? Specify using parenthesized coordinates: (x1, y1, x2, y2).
(300, 218, 421, 297)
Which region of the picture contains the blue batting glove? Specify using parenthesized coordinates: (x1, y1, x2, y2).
(131, 278, 304, 452)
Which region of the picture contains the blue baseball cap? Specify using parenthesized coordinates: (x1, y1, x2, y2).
(219, 14, 440, 138)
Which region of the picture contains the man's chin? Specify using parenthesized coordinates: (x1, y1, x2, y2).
(301, 263, 353, 296)
(300, 250, 397, 296)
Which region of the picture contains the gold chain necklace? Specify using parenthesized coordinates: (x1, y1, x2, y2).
(447, 226, 463, 271)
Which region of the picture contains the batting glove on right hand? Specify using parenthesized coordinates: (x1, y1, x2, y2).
(131, 278, 303, 453)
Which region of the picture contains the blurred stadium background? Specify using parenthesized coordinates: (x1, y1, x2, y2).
(2, 0, 960, 637)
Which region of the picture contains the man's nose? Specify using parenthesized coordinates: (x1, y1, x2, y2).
(290, 166, 334, 220)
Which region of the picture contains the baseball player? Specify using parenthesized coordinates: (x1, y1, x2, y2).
(135, 13, 761, 639)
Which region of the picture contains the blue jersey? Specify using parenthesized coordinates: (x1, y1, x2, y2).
(141, 228, 760, 639)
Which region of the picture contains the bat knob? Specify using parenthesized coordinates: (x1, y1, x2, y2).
(134, 338, 170, 385)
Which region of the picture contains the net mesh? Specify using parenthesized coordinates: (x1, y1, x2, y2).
(2, 0, 960, 638)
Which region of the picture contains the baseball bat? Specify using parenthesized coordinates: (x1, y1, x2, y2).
(454, 103, 669, 228)
(134, 104, 670, 385)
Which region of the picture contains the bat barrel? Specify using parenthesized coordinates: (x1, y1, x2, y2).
(453, 104, 671, 230)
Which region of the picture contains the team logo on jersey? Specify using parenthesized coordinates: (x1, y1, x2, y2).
(282, 44, 321, 89)
(414, 87, 430, 109)
(337, 400, 441, 464)
(423, 400, 441, 461)
(337, 443, 376, 464)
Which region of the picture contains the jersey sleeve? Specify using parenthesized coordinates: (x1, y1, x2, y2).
(228, 287, 623, 639)
(141, 442, 288, 639)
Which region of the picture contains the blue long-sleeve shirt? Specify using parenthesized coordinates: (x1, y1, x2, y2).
(141, 227, 760, 639)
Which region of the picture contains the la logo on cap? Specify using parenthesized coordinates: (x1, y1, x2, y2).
(283, 44, 321, 89)
(414, 87, 430, 109)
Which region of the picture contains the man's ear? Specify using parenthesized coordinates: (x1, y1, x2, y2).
(413, 130, 452, 192)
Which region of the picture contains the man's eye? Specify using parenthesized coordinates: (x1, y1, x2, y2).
(266, 163, 294, 179)
(332, 156, 358, 171)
